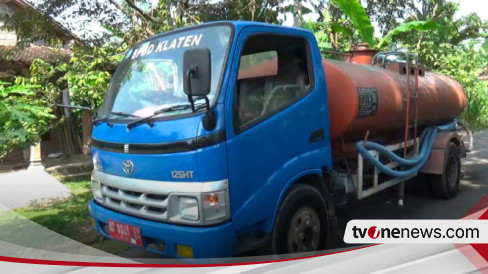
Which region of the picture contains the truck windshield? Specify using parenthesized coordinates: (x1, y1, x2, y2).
(97, 25, 232, 120)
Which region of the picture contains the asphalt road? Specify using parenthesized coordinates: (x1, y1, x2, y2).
(119, 129, 488, 258)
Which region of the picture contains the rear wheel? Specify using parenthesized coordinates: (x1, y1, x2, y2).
(429, 142, 461, 199)
(271, 184, 328, 254)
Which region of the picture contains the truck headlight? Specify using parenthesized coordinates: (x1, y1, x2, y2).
(202, 191, 228, 222)
(91, 179, 103, 201)
(92, 157, 103, 171)
(178, 197, 199, 221)
(167, 182, 230, 225)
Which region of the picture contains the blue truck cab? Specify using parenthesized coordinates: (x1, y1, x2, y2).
(89, 21, 334, 258)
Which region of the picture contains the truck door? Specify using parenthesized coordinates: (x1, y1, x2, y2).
(224, 28, 333, 232)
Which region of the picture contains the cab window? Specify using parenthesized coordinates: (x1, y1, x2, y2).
(234, 34, 312, 130)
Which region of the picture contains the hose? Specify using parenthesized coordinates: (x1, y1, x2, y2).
(456, 120, 473, 152)
(361, 129, 430, 166)
(355, 121, 457, 178)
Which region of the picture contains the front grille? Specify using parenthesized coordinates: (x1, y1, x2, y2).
(100, 183, 169, 221)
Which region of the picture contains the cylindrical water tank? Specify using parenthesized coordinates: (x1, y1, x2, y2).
(323, 59, 467, 142)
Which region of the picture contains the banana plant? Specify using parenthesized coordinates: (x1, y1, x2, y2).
(328, 0, 438, 49)
(376, 20, 439, 48)
(330, 0, 374, 47)
(303, 18, 333, 51)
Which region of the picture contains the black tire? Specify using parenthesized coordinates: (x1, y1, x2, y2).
(271, 184, 328, 254)
(428, 142, 461, 199)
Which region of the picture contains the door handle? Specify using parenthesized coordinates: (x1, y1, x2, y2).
(310, 129, 324, 143)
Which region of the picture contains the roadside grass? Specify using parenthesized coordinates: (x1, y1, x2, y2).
(11, 177, 129, 254)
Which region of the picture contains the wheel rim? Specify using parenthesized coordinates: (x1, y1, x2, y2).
(287, 206, 320, 253)
(446, 155, 459, 189)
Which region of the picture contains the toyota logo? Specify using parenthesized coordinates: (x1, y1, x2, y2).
(122, 160, 135, 174)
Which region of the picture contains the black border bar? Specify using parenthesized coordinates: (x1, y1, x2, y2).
(91, 130, 226, 154)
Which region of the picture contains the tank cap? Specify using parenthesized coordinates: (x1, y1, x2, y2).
(352, 43, 371, 51)
(347, 43, 379, 65)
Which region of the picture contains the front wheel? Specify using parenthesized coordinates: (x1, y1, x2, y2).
(271, 184, 328, 254)
(429, 142, 461, 199)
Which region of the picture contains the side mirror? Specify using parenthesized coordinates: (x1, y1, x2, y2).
(183, 48, 211, 96)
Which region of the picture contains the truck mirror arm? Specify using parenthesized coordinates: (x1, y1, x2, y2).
(186, 66, 216, 131)
(186, 66, 198, 112)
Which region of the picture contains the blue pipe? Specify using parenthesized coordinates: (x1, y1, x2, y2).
(361, 128, 431, 166)
(355, 121, 457, 178)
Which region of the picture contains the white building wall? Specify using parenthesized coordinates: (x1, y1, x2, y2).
(0, 4, 17, 46)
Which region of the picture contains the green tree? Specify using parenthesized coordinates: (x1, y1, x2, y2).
(189, 0, 283, 23)
(63, 44, 126, 110)
(0, 60, 59, 158)
(305, 0, 437, 51)
(392, 2, 488, 128)
(365, 0, 459, 35)
(424, 42, 488, 128)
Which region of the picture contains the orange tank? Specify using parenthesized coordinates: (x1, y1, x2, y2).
(324, 59, 467, 143)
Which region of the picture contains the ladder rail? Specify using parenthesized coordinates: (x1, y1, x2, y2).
(371, 51, 420, 157)
(371, 51, 421, 206)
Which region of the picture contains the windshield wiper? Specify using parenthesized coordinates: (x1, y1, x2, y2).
(93, 112, 140, 125)
(127, 104, 201, 130)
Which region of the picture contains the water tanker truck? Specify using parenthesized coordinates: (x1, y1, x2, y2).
(88, 21, 471, 258)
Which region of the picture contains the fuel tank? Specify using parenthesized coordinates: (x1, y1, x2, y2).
(324, 59, 467, 143)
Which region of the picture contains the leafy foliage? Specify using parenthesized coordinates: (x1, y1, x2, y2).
(306, 0, 437, 51)
(365, 0, 459, 35)
(330, 0, 375, 47)
(426, 42, 488, 128)
(63, 44, 126, 110)
(377, 20, 438, 48)
(303, 17, 333, 51)
(198, 0, 284, 23)
(0, 60, 59, 158)
(483, 36, 488, 51)
(303, 10, 362, 52)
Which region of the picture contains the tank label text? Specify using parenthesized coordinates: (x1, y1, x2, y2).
(358, 88, 378, 117)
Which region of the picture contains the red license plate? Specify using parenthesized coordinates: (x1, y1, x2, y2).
(108, 220, 143, 247)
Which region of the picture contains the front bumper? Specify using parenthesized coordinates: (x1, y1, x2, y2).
(89, 200, 235, 258)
